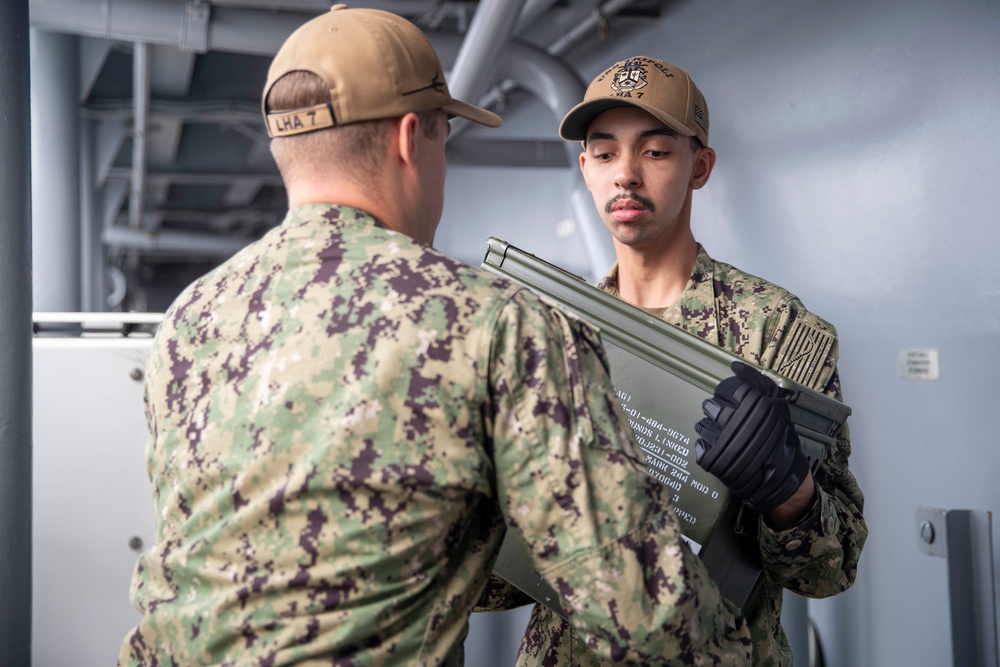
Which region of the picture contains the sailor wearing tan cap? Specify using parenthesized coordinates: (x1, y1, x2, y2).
(507, 57, 867, 667)
(117, 11, 752, 667)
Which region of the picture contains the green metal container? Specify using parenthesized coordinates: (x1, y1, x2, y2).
(482, 237, 850, 614)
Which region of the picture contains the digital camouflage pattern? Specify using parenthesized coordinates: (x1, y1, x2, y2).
(118, 206, 752, 666)
(508, 244, 867, 667)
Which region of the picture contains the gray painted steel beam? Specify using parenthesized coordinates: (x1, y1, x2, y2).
(205, 0, 444, 13)
(95, 116, 126, 187)
(103, 179, 129, 230)
(79, 36, 112, 101)
(107, 167, 281, 186)
(30, 29, 81, 311)
(223, 142, 275, 206)
(0, 1, 33, 663)
(446, 138, 569, 168)
(150, 44, 196, 97)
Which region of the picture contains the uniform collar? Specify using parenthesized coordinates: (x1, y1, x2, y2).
(597, 243, 719, 343)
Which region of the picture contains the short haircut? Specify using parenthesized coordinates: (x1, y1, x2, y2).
(266, 72, 443, 187)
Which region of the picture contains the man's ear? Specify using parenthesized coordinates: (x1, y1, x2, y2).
(396, 112, 420, 168)
(578, 150, 592, 191)
(691, 146, 716, 190)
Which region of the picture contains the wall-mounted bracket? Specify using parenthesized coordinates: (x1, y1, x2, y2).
(181, 0, 210, 54)
(916, 507, 999, 667)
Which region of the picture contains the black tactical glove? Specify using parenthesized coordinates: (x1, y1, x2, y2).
(694, 361, 809, 514)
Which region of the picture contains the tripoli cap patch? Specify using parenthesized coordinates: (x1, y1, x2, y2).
(262, 4, 501, 137)
(559, 56, 709, 147)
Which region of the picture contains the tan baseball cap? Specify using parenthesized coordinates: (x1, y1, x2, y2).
(559, 56, 708, 147)
(262, 4, 501, 138)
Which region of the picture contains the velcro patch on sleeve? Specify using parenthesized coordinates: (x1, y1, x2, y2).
(774, 320, 835, 386)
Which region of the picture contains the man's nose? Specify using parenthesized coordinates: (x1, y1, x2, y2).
(614, 155, 641, 189)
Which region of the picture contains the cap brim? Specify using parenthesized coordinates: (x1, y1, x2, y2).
(559, 98, 695, 142)
(442, 99, 502, 128)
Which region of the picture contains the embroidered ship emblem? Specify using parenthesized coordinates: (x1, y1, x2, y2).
(610, 60, 648, 93)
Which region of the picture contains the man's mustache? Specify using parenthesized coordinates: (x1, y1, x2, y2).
(605, 193, 656, 214)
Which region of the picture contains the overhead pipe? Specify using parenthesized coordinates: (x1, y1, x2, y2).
(28, 0, 570, 62)
(547, 0, 635, 56)
(445, 0, 632, 277)
(455, 0, 638, 133)
(29, 0, 306, 55)
(103, 225, 256, 257)
(205, 0, 440, 13)
(89, 97, 567, 169)
(106, 263, 127, 309)
(494, 40, 615, 279)
(129, 41, 150, 229)
(437, 34, 615, 279)
(436, 0, 618, 277)
(446, 0, 527, 110)
(206, 6, 323, 55)
(513, 0, 561, 34)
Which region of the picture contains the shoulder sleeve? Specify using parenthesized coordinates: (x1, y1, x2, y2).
(757, 305, 868, 596)
(486, 290, 752, 665)
(760, 298, 839, 391)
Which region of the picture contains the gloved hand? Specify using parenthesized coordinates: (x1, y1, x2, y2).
(694, 361, 809, 514)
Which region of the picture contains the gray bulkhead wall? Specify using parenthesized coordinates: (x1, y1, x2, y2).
(438, 0, 1000, 665)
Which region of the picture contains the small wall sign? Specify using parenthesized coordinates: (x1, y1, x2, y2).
(899, 348, 940, 381)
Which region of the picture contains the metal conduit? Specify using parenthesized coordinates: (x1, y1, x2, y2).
(81, 118, 104, 310)
(129, 42, 150, 230)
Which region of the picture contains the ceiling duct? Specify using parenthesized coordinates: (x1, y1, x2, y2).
(31, 0, 622, 273)
(30, 0, 305, 55)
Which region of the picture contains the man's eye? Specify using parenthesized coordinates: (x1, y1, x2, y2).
(648, 150, 668, 158)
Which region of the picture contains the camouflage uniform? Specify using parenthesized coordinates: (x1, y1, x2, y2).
(506, 244, 867, 667)
(118, 206, 752, 666)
